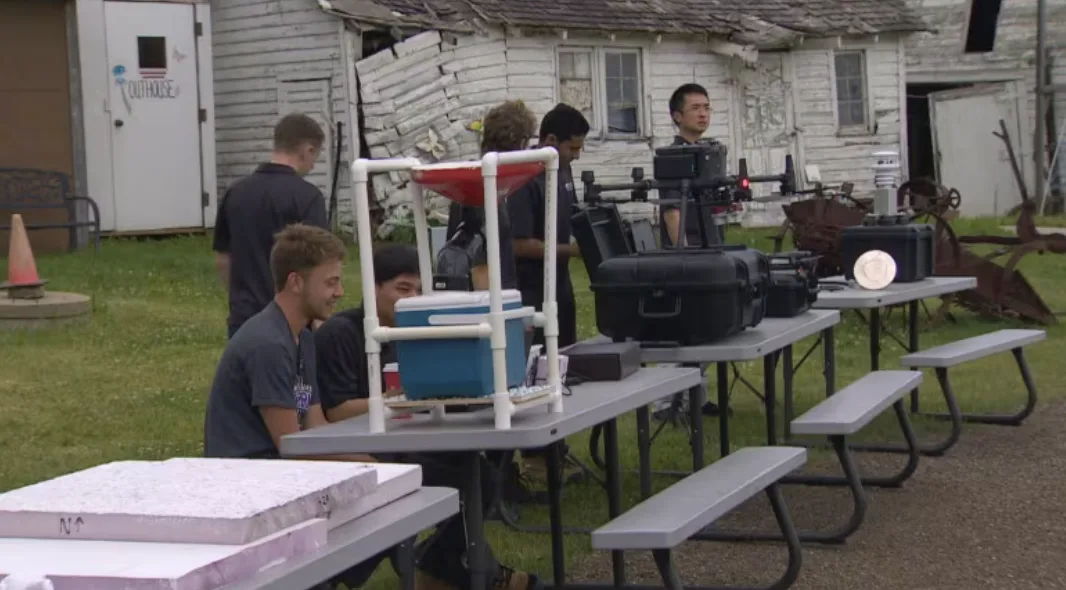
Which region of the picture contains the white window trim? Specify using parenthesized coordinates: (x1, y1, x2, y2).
(554, 46, 646, 140)
(830, 49, 875, 136)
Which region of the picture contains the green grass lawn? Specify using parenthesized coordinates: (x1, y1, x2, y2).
(1, 216, 1064, 588)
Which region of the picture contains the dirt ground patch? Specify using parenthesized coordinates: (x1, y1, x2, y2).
(570, 401, 1066, 590)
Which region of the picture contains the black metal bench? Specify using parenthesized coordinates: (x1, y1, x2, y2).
(0, 168, 101, 252)
(591, 446, 805, 590)
(897, 329, 1045, 456)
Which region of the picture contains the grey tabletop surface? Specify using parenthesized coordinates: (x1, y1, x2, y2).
(219, 487, 459, 590)
(586, 309, 841, 364)
(280, 367, 701, 456)
(812, 275, 977, 309)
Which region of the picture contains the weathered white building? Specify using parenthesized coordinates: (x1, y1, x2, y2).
(902, 0, 1066, 216)
(209, 0, 927, 232)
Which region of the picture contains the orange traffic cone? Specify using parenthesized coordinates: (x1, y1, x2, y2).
(1, 214, 47, 299)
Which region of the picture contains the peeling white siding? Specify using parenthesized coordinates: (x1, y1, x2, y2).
(211, 0, 355, 225)
(210, 2, 906, 232)
(360, 31, 904, 229)
(791, 41, 905, 192)
(903, 0, 1066, 193)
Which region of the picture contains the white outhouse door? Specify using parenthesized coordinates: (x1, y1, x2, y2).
(930, 83, 1025, 217)
(105, 1, 204, 231)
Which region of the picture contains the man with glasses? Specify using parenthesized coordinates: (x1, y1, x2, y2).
(654, 83, 725, 420)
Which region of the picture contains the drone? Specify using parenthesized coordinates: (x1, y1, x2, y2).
(579, 141, 798, 250)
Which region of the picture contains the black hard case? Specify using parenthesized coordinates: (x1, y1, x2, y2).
(840, 214, 935, 283)
(590, 248, 768, 346)
(765, 251, 820, 318)
(571, 205, 632, 283)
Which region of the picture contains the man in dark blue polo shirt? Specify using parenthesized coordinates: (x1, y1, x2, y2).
(212, 113, 330, 338)
(659, 83, 727, 249)
(507, 103, 588, 348)
(505, 104, 589, 485)
(656, 83, 723, 419)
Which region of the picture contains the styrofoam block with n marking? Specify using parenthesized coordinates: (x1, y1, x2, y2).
(0, 459, 376, 545)
(0, 517, 327, 590)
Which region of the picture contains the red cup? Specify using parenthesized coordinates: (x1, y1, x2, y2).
(384, 363, 401, 391)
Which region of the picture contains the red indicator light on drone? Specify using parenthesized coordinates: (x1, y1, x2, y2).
(740, 178, 750, 189)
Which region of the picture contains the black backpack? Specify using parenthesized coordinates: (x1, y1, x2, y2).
(433, 218, 485, 292)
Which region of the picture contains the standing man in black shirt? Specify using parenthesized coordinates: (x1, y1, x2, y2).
(507, 103, 589, 348)
(659, 83, 727, 249)
(314, 244, 543, 590)
(506, 104, 588, 483)
(213, 113, 330, 338)
(656, 83, 723, 419)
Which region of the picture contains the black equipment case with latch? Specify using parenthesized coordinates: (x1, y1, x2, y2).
(590, 248, 769, 346)
(571, 204, 632, 283)
(765, 251, 820, 318)
(840, 214, 935, 283)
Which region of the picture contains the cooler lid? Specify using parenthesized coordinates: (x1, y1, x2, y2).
(395, 289, 522, 312)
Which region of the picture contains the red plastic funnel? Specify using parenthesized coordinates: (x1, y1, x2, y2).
(411, 160, 545, 206)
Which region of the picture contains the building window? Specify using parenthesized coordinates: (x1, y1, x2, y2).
(557, 47, 644, 137)
(834, 51, 868, 129)
(137, 36, 168, 78)
(965, 0, 1003, 53)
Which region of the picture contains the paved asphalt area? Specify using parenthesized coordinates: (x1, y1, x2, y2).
(569, 400, 1066, 590)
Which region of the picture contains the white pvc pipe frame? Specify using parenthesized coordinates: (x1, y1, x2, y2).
(351, 148, 563, 433)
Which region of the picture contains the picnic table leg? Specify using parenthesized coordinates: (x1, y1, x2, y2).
(823, 327, 836, 397)
(603, 418, 626, 587)
(397, 537, 417, 590)
(908, 300, 920, 413)
(716, 362, 730, 458)
(782, 345, 794, 441)
(869, 307, 881, 371)
(689, 380, 705, 471)
(545, 441, 567, 588)
(636, 406, 653, 500)
(779, 328, 835, 451)
(464, 452, 488, 590)
(763, 353, 777, 446)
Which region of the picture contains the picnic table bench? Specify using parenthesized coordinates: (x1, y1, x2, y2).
(0, 167, 102, 252)
(707, 370, 922, 546)
(898, 328, 1045, 456)
(591, 446, 806, 590)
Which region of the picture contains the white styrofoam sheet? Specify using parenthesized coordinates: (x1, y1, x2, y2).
(0, 518, 327, 590)
(0, 459, 376, 545)
(327, 463, 422, 528)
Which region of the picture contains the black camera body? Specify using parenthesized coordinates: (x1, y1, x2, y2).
(652, 141, 729, 183)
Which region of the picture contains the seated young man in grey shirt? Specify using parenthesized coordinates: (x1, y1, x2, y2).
(204, 224, 388, 589)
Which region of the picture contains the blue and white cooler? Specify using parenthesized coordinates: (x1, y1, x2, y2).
(394, 289, 529, 400)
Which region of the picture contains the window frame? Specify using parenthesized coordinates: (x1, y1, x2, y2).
(555, 46, 646, 139)
(831, 50, 873, 135)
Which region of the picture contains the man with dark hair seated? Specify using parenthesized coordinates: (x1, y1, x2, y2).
(314, 243, 542, 590)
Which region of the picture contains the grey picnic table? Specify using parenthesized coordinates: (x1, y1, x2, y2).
(807, 275, 977, 436)
(218, 487, 459, 590)
(585, 309, 842, 465)
(280, 366, 702, 590)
